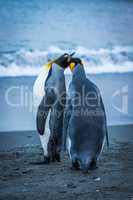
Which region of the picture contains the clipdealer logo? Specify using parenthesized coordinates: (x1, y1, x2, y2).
(5, 86, 34, 112)
(112, 85, 128, 114)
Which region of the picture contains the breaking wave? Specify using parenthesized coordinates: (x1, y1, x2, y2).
(0, 46, 133, 76)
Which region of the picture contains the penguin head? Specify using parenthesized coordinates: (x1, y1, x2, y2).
(42, 53, 70, 71)
(69, 57, 83, 71)
(54, 53, 72, 69)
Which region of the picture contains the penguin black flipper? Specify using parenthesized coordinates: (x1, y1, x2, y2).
(100, 97, 109, 147)
(63, 98, 72, 151)
(36, 88, 55, 135)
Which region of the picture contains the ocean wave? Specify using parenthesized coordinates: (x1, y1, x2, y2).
(0, 46, 133, 76)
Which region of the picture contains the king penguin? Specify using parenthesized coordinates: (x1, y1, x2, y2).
(33, 54, 70, 163)
(63, 57, 109, 173)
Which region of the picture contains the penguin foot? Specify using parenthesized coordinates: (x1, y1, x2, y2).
(71, 161, 80, 171)
(55, 154, 61, 162)
(51, 154, 61, 162)
(89, 160, 98, 170)
(43, 156, 50, 164)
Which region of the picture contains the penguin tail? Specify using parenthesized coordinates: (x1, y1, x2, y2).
(80, 157, 94, 174)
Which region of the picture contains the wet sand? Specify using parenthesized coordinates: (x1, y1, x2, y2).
(0, 125, 133, 200)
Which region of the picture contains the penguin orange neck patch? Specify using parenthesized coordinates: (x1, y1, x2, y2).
(43, 61, 53, 71)
(69, 62, 75, 71)
(69, 62, 84, 71)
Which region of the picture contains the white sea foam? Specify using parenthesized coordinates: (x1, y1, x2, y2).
(0, 46, 133, 76)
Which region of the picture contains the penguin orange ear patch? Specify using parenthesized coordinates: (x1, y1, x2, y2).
(43, 62, 53, 70)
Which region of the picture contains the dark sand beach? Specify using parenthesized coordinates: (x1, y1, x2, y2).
(0, 124, 133, 200)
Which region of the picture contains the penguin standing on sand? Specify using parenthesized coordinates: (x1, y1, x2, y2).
(33, 54, 71, 164)
(63, 57, 109, 173)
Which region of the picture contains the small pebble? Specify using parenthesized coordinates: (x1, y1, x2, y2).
(22, 169, 32, 174)
(1, 177, 7, 181)
(14, 167, 19, 171)
(48, 173, 55, 176)
(79, 179, 86, 183)
(67, 183, 77, 189)
(93, 177, 101, 181)
(59, 190, 67, 194)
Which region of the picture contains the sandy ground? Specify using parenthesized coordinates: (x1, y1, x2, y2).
(0, 140, 133, 200)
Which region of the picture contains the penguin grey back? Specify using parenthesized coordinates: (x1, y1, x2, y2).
(64, 64, 108, 173)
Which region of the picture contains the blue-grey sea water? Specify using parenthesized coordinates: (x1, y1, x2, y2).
(0, 0, 133, 131)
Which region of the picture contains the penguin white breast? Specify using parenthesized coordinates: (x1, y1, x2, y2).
(67, 136, 72, 158)
(33, 67, 49, 111)
(33, 66, 51, 156)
